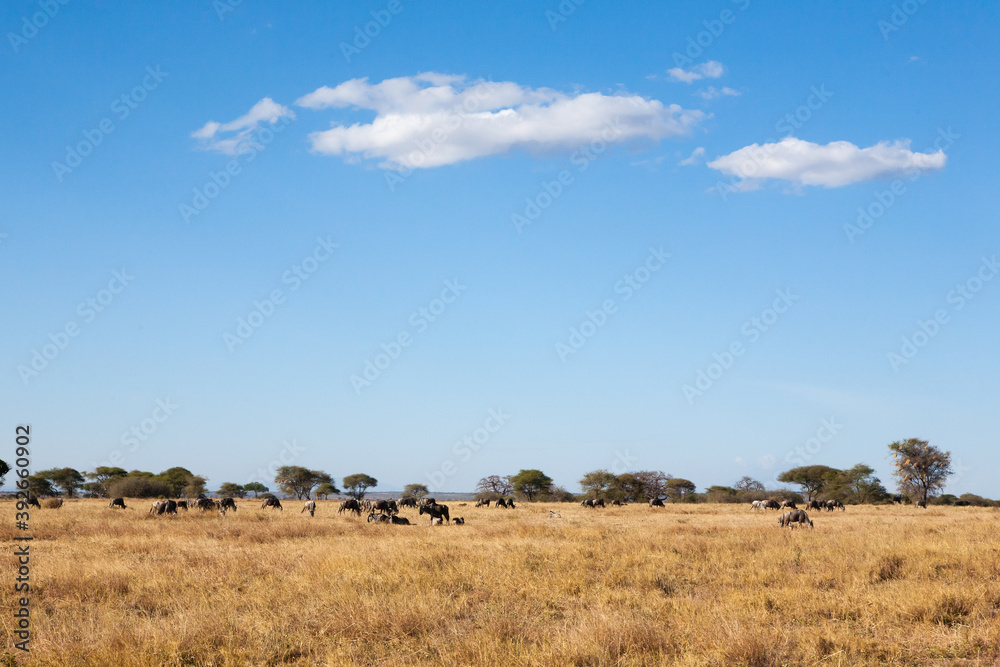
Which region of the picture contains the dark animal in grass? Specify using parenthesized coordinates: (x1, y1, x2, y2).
(398, 497, 418, 508)
(261, 497, 282, 510)
(610, 499, 623, 506)
(389, 515, 411, 525)
(762, 499, 781, 510)
(372, 499, 396, 516)
(780, 500, 797, 510)
(368, 512, 391, 523)
(149, 499, 177, 516)
(109, 497, 127, 509)
(195, 497, 215, 512)
(338, 499, 361, 516)
(419, 503, 450, 524)
(779, 510, 814, 530)
(218, 498, 237, 513)
(495, 498, 508, 508)
(302, 500, 316, 516)
(476, 498, 490, 508)
(453, 517, 465, 525)
(824, 499, 845, 512)
(176, 500, 188, 511)
(27, 496, 41, 509)
(807, 499, 822, 511)
(649, 498, 665, 507)
(916, 500, 927, 509)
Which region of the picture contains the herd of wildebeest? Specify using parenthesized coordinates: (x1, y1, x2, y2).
(25, 492, 930, 530)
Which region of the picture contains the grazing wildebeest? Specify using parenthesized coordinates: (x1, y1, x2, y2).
(610, 499, 623, 506)
(780, 500, 798, 510)
(892, 494, 904, 504)
(453, 517, 465, 524)
(195, 497, 215, 512)
(495, 498, 508, 508)
(389, 515, 411, 525)
(779, 509, 814, 530)
(149, 499, 177, 516)
(218, 498, 237, 513)
(109, 497, 127, 509)
(420, 498, 436, 507)
(506, 499, 516, 509)
(419, 503, 450, 524)
(582, 498, 605, 509)
(954, 500, 970, 506)
(42, 498, 64, 509)
(649, 498, 665, 507)
(368, 512, 391, 523)
(476, 498, 490, 508)
(302, 500, 316, 516)
(261, 497, 283, 510)
(807, 499, 822, 511)
(338, 499, 362, 515)
(763, 499, 781, 510)
(372, 499, 396, 516)
(176, 500, 188, 511)
(26, 496, 41, 509)
(915, 500, 927, 509)
(825, 499, 845, 512)
(549, 510, 562, 518)
(398, 497, 417, 509)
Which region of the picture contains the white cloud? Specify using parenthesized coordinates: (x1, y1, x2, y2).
(695, 86, 740, 100)
(192, 98, 295, 154)
(667, 61, 724, 83)
(295, 73, 706, 170)
(707, 137, 947, 189)
(679, 146, 705, 166)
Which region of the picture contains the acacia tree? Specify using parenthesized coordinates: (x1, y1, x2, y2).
(579, 470, 617, 499)
(889, 438, 953, 504)
(734, 476, 766, 493)
(777, 465, 840, 501)
(86, 466, 128, 498)
(37, 468, 85, 497)
(476, 475, 513, 499)
(614, 473, 645, 502)
(633, 470, 671, 500)
(402, 483, 429, 500)
(510, 469, 553, 502)
(343, 474, 376, 500)
(242, 482, 269, 498)
(664, 478, 696, 502)
(27, 474, 55, 498)
(315, 483, 339, 499)
(217, 482, 245, 498)
(0, 458, 8, 485)
(275, 466, 332, 499)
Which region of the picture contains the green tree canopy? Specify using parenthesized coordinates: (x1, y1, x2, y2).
(275, 466, 331, 499)
(315, 483, 339, 499)
(155, 467, 197, 497)
(343, 474, 376, 500)
(37, 467, 85, 497)
(402, 483, 429, 499)
(889, 438, 953, 504)
(217, 482, 245, 498)
(0, 458, 10, 485)
(243, 482, 269, 497)
(614, 473, 645, 502)
(27, 473, 55, 498)
(776, 465, 840, 501)
(510, 469, 553, 502)
(579, 470, 617, 499)
(183, 476, 208, 498)
(475, 475, 513, 499)
(827, 464, 888, 504)
(86, 466, 128, 498)
(665, 478, 697, 502)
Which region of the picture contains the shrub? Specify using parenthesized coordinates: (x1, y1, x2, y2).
(107, 476, 171, 498)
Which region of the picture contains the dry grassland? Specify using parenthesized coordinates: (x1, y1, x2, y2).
(2, 500, 1000, 666)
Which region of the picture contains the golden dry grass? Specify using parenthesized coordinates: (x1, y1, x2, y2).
(3, 500, 1000, 666)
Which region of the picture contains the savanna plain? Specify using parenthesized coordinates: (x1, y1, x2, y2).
(3, 500, 1000, 666)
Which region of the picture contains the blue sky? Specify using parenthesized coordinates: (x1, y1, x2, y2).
(3, 1, 998, 496)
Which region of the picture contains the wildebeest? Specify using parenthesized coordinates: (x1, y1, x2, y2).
(218, 498, 237, 513)
(420, 497, 436, 507)
(302, 500, 316, 516)
(368, 512, 391, 523)
(610, 499, 623, 506)
(42, 498, 64, 509)
(807, 499, 822, 511)
(398, 497, 417, 508)
(453, 517, 465, 524)
(475, 498, 490, 508)
(505, 499, 516, 509)
(261, 497, 283, 510)
(149, 499, 177, 516)
(649, 498, 665, 507)
(495, 498, 508, 508)
(338, 499, 362, 515)
(195, 497, 215, 512)
(780, 500, 798, 510)
(372, 499, 397, 516)
(109, 497, 127, 509)
(915, 500, 927, 509)
(779, 509, 814, 530)
(824, 499, 845, 512)
(892, 494, 904, 504)
(389, 515, 411, 525)
(419, 502, 450, 524)
(582, 498, 605, 509)
(751, 500, 764, 511)
(762, 499, 781, 510)
(176, 500, 188, 511)
(26, 496, 41, 509)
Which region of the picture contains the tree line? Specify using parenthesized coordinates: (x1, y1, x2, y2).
(1, 438, 982, 506)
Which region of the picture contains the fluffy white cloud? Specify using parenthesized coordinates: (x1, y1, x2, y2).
(707, 137, 946, 189)
(695, 86, 740, 100)
(192, 98, 295, 154)
(667, 61, 724, 83)
(295, 73, 705, 170)
(679, 146, 706, 166)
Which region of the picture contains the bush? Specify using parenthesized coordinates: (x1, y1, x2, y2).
(107, 476, 171, 498)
